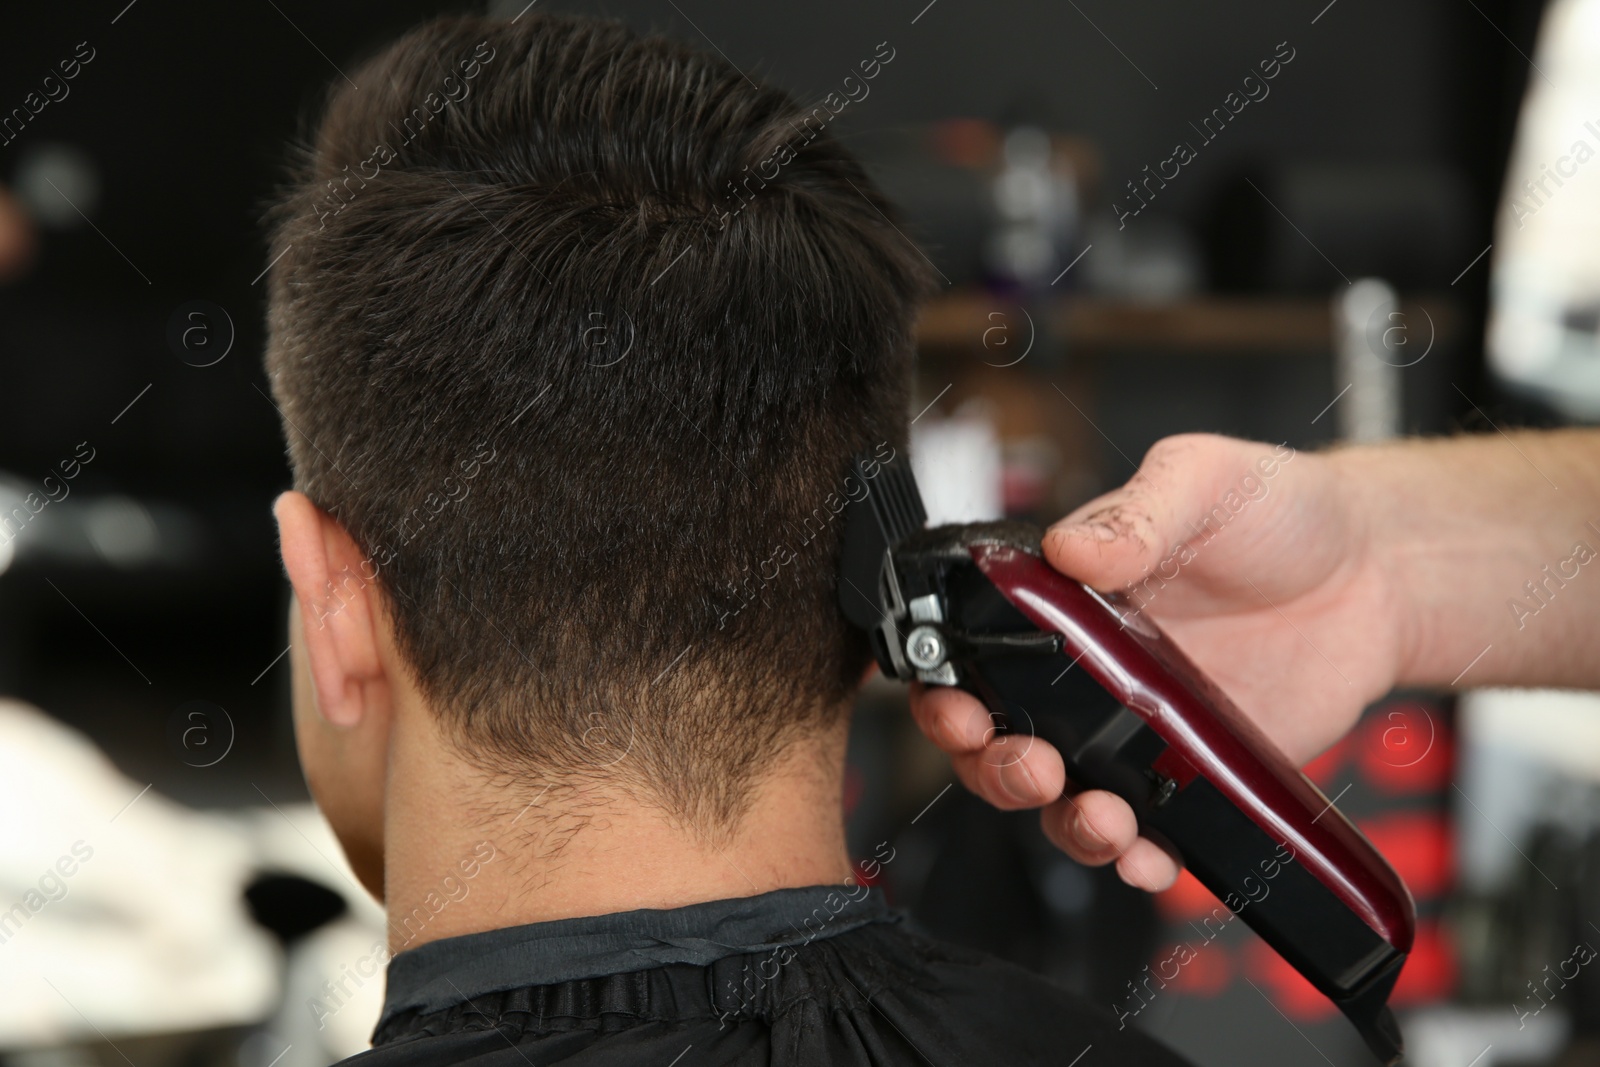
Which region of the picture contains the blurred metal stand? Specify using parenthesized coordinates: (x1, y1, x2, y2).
(1334, 279, 1404, 443)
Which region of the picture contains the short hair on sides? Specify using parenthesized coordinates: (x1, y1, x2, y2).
(264, 12, 935, 836)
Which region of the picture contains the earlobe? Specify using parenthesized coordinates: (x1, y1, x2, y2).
(273, 491, 387, 728)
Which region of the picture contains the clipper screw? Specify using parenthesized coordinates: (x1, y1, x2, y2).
(906, 625, 947, 671)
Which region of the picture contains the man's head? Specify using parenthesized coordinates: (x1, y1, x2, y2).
(265, 13, 932, 889)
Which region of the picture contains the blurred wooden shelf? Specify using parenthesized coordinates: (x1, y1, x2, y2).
(915, 292, 1459, 354)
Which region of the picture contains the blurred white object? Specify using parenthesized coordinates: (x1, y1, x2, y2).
(242, 804, 387, 1067)
(1334, 278, 1403, 443)
(271, 917, 389, 1067)
(984, 125, 1080, 290)
(12, 143, 101, 229)
(0, 477, 208, 573)
(1487, 0, 1600, 419)
(1403, 1003, 1568, 1067)
(911, 404, 1003, 525)
(0, 698, 392, 1065)
(1457, 688, 1600, 891)
(1465, 688, 1600, 781)
(1083, 214, 1202, 303)
(0, 699, 278, 1043)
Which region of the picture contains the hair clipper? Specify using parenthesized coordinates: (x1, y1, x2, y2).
(838, 450, 1414, 1065)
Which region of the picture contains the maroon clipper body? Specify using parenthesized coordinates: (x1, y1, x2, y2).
(972, 541, 1415, 953)
(839, 452, 1415, 1065)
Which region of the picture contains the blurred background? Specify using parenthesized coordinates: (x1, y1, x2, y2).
(1, 0, 1597, 1064)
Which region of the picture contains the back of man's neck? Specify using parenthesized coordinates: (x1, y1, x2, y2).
(380, 707, 855, 954)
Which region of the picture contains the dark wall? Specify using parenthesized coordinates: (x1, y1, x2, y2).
(0, 0, 1547, 805)
(527, 0, 1528, 226)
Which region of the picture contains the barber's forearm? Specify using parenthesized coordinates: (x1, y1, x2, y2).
(1333, 429, 1600, 691)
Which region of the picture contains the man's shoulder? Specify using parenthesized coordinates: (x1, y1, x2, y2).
(844, 920, 1197, 1065)
(339, 918, 1196, 1067)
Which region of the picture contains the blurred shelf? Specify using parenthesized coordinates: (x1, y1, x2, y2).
(916, 291, 1459, 354)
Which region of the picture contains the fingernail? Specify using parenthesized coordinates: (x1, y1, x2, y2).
(1073, 810, 1107, 850)
(1001, 761, 1038, 803)
(933, 714, 964, 751)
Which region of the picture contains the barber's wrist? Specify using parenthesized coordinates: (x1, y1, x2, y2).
(1329, 432, 1576, 691)
(1323, 441, 1429, 693)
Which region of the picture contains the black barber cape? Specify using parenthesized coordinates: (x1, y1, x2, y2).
(346, 885, 1195, 1067)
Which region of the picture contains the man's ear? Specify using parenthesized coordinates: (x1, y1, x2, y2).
(273, 491, 388, 728)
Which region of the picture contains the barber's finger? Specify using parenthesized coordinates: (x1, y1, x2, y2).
(1117, 838, 1181, 892)
(1043, 433, 1276, 591)
(1041, 794, 1182, 891)
(948, 735, 1066, 810)
(948, 749, 1054, 810)
(908, 682, 996, 754)
(1040, 789, 1139, 865)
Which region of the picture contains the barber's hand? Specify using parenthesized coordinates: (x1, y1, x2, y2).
(909, 433, 1407, 891)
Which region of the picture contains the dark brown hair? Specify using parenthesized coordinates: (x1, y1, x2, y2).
(264, 13, 933, 834)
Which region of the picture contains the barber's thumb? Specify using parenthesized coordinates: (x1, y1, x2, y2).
(1042, 496, 1167, 591)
